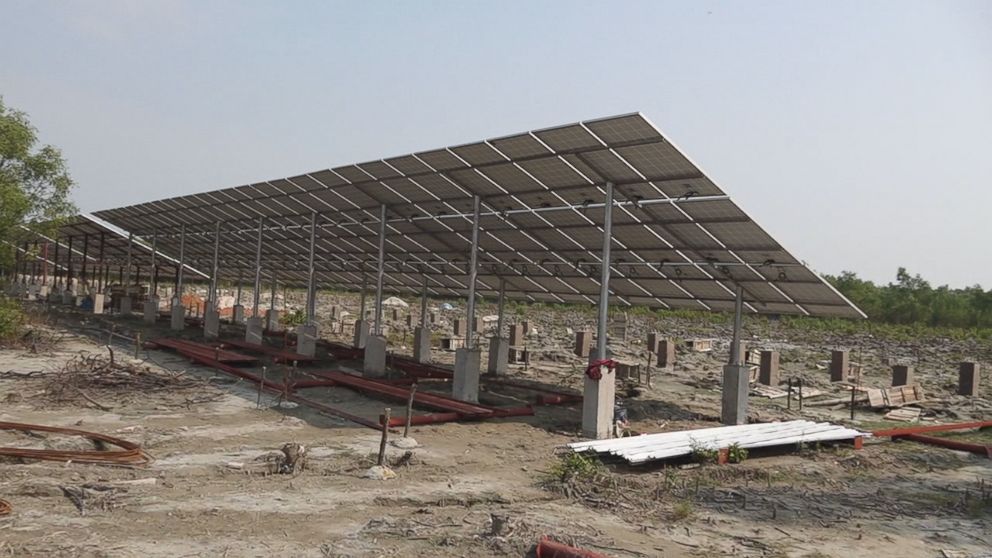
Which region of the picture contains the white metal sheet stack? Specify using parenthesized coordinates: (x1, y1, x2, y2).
(568, 420, 868, 465)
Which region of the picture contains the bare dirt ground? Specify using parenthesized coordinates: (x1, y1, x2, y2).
(1, 294, 990, 557)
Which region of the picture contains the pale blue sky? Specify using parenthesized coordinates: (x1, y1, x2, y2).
(1, 1, 989, 287)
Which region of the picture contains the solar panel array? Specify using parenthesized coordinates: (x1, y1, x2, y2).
(93, 113, 864, 318)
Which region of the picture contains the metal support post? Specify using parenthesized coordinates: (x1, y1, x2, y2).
(80, 234, 89, 289)
(176, 224, 186, 296)
(125, 232, 134, 293)
(66, 236, 74, 289)
(373, 204, 386, 336)
(729, 285, 744, 365)
(583, 181, 615, 439)
(150, 230, 158, 296)
(97, 233, 106, 291)
(420, 276, 429, 328)
(496, 277, 506, 338)
(465, 195, 480, 348)
(359, 271, 368, 318)
(209, 221, 220, 306)
(252, 217, 264, 318)
(306, 211, 318, 325)
(53, 239, 60, 289)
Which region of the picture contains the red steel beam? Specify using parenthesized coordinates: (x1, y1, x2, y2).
(899, 434, 992, 458)
(873, 420, 992, 438)
(536, 536, 608, 558)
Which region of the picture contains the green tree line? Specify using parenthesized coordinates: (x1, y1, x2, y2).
(826, 268, 992, 329)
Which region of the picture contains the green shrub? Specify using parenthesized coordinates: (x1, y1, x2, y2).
(545, 452, 603, 483)
(0, 296, 26, 342)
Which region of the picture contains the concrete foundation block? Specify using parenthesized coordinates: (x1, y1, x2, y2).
(245, 317, 264, 344)
(582, 349, 616, 439)
(170, 300, 185, 331)
(297, 324, 318, 358)
(958, 362, 980, 396)
(657, 339, 676, 369)
(363, 335, 387, 377)
(509, 324, 525, 346)
(92, 293, 106, 315)
(574, 331, 592, 358)
(891, 365, 914, 387)
(143, 298, 158, 323)
(830, 350, 849, 382)
(38, 285, 50, 298)
(721, 364, 750, 426)
(232, 304, 245, 324)
(204, 308, 220, 339)
(413, 326, 431, 363)
(487, 337, 509, 375)
(452, 348, 482, 403)
(62, 291, 74, 305)
(266, 309, 282, 332)
(120, 295, 133, 316)
(353, 319, 369, 348)
(758, 350, 780, 386)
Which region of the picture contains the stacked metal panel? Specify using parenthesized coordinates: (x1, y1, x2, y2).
(568, 420, 868, 464)
(92, 113, 864, 318)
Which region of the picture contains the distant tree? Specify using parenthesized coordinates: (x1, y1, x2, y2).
(0, 96, 76, 267)
(826, 268, 992, 329)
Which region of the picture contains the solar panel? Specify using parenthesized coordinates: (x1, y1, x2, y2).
(93, 113, 864, 318)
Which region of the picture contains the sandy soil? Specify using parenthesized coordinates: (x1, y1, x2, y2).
(0, 298, 990, 557)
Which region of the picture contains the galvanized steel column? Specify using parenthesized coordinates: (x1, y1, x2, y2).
(252, 218, 264, 318)
(496, 277, 506, 338)
(465, 195, 481, 349)
(596, 182, 614, 363)
(150, 230, 158, 296)
(53, 238, 60, 289)
(80, 234, 89, 289)
(373, 205, 387, 336)
(729, 285, 744, 366)
(66, 236, 74, 288)
(209, 221, 220, 305)
(420, 275, 429, 328)
(306, 211, 318, 325)
(359, 271, 367, 318)
(125, 232, 133, 292)
(176, 224, 186, 297)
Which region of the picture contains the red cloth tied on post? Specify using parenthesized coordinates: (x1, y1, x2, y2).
(585, 358, 617, 381)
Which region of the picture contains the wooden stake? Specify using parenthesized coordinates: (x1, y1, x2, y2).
(134, 331, 141, 360)
(257, 366, 267, 409)
(377, 408, 391, 466)
(403, 384, 417, 438)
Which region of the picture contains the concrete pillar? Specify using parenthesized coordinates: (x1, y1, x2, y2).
(487, 337, 509, 375)
(120, 295, 132, 316)
(353, 319, 369, 348)
(721, 364, 750, 425)
(297, 324, 317, 358)
(758, 350, 780, 386)
(232, 305, 245, 324)
(38, 285, 49, 299)
(143, 297, 158, 324)
(647, 332, 660, 355)
(574, 330, 592, 358)
(657, 339, 676, 369)
(958, 361, 980, 396)
(891, 364, 914, 387)
(266, 309, 282, 332)
(363, 335, 387, 377)
(170, 298, 185, 331)
(91, 293, 105, 314)
(830, 350, 848, 382)
(453, 319, 466, 338)
(413, 326, 431, 364)
(509, 324, 524, 346)
(203, 307, 220, 339)
(582, 348, 616, 439)
(452, 347, 482, 403)
(245, 317, 264, 344)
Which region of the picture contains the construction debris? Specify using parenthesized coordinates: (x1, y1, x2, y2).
(883, 408, 922, 422)
(569, 421, 868, 465)
(0, 421, 152, 466)
(867, 384, 925, 408)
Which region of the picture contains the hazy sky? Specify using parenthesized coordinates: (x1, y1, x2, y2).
(1, 1, 989, 288)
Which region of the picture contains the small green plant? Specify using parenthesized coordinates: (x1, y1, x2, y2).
(670, 499, 695, 521)
(726, 443, 748, 464)
(689, 440, 718, 464)
(281, 308, 307, 327)
(545, 452, 603, 482)
(0, 296, 26, 343)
